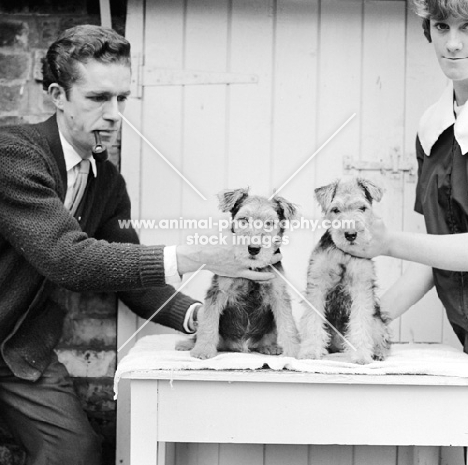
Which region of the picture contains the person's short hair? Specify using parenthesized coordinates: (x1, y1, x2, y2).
(42, 24, 131, 97)
(411, 0, 468, 42)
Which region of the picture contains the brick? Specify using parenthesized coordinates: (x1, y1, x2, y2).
(60, 318, 117, 349)
(56, 349, 117, 378)
(0, 54, 30, 81)
(0, 85, 24, 112)
(73, 378, 116, 412)
(67, 291, 118, 318)
(0, 115, 24, 126)
(0, 20, 28, 49)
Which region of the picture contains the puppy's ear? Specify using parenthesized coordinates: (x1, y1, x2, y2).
(272, 196, 297, 221)
(217, 188, 249, 213)
(357, 178, 384, 203)
(315, 180, 338, 212)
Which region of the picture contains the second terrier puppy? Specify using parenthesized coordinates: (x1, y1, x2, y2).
(176, 188, 300, 360)
(298, 177, 391, 365)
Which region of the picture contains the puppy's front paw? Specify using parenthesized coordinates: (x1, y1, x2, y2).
(257, 344, 283, 355)
(281, 342, 299, 358)
(350, 350, 373, 365)
(297, 345, 327, 360)
(190, 344, 218, 360)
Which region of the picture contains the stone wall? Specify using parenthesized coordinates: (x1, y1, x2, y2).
(0, 1, 127, 464)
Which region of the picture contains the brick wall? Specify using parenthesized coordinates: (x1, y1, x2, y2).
(0, 2, 127, 464)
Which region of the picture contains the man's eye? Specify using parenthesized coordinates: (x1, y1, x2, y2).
(118, 95, 128, 102)
(90, 96, 106, 102)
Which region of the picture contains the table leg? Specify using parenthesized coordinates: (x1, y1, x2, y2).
(130, 379, 159, 465)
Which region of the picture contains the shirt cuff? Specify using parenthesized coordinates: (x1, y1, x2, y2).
(164, 245, 182, 285)
(183, 303, 203, 333)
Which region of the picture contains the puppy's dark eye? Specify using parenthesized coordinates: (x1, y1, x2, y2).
(330, 207, 340, 214)
(359, 206, 367, 212)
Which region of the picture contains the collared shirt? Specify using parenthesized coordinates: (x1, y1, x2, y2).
(59, 131, 198, 332)
(59, 131, 97, 211)
(415, 85, 468, 340)
(418, 81, 468, 156)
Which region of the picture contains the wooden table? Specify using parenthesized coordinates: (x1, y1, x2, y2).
(117, 368, 468, 465)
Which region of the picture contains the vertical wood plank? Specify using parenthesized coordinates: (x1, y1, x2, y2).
(360, 1, 406, 328)
(219, 444, 264, 465)
(118, 2, 145, 463)
(179, 0, 231, 302)
(354, 445, 397, 465)
(398, 446, 416, 465)
(413, 446, 440, 465)
(227, 0, 274, 193)
(265, 444, 308, 465)
(308, 445, 353, 465)
(135, 0, 188, 340)
(175, 443, 199, 465)
(440, 446, 464, 465)
(270, 0, 319, 314)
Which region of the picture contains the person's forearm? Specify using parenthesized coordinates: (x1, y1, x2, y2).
(380, 262, 434, 321)
(386, 231, 468, 271)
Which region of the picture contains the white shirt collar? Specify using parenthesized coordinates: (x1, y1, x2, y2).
(58, 130, 97, 176)
(418, 81, 468, 156)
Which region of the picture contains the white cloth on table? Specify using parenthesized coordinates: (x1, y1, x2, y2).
(114, 334, 468, 398)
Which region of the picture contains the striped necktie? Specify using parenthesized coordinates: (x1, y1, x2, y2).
(70, 158, 90, 217)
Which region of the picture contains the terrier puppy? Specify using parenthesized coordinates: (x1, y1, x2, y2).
(176, 188, 300, 359)
(298, 177, 391, 365)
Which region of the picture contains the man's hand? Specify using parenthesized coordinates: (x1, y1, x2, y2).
(176, 244, 282, 281)
(337, 216, 392, 259)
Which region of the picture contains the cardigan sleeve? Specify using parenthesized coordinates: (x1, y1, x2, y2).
(0, 137, 167, 292)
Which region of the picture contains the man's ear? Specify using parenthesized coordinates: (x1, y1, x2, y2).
(48, 84, 66, 110)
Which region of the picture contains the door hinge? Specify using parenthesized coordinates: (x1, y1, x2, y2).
(344, 148, 416, 180)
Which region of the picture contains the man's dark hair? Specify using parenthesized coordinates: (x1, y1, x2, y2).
(412, 0, 468, 42)
(42, 24, 131, 97)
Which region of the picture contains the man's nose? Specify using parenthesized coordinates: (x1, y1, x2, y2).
(102, 98, 120, 122)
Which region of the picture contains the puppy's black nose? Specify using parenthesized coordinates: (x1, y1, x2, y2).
(344, 232, 357, 242)
(248, 246, 261, 256)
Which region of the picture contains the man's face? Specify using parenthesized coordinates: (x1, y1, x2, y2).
(430, 16, 468, 83)
(56, 60, 131, 158)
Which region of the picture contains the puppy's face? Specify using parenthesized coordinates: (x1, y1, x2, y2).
(315, 177, 383, 250)
(218, 188, 296, 269)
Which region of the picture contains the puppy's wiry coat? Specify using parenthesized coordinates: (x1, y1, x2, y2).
(298, 177, 390, 365)
(176, 188, 299, 360)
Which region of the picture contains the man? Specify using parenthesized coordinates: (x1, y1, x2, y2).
(0, 24, 278, 465)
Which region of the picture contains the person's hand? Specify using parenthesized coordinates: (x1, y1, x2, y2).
(176, 244, 282, 281)
(337, 216, 392, 259)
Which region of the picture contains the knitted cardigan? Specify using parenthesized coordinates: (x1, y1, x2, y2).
(0, 116, 196, 381)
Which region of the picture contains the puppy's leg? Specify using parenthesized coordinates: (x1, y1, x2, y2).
(190, 296, 223, 360)
(344, 259, 378, 364)
(298, 252, 342, 360)
(267, 280, 299, 357)
(372, 316, 391, 361)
